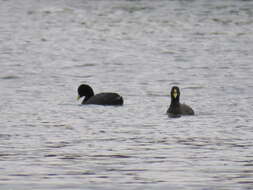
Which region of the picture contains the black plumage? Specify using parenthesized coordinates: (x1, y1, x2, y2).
(77, 84, 123, 106)
(167, 86, 194, 117)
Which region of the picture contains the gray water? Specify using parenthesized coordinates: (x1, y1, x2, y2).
(1, 0, 253, 189)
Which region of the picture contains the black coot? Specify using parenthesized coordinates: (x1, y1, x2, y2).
(77, 84, 123, 106)
(167, 86, 194, 117)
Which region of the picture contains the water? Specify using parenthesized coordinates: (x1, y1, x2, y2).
(1, 0, 253, 189)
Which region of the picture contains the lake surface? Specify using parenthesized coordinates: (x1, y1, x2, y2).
(0, 0, 253, 189)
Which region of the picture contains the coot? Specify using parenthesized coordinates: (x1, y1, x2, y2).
(167, 86, 194, 117)
(77, 84, 123, 106)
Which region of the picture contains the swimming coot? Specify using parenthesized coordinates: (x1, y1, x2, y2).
(167, 86, 194, 117)
(77, 84, 123, 106)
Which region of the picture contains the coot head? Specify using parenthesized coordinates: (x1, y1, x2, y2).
(171, 86, 180, 102)
(77, 84, 94, 101)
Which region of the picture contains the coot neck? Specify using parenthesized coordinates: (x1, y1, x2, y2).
(84, 91, 94, 101)
(83, 96, 90, 102)
(81, 93, 92, 104)
(168, 97, 181, 115)
(171, 96, 180, 106)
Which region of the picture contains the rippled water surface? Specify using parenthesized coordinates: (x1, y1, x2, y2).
(1, 0, 253, 189)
